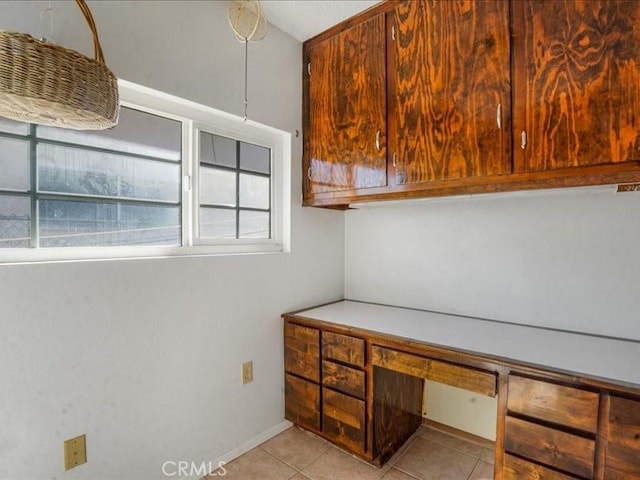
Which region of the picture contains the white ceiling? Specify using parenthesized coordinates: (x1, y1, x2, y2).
(260, 1, 381, 42)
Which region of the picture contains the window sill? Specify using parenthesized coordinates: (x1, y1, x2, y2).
(0, 242, 287, 266)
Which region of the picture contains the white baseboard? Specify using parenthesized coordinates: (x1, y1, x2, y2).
(203, 420, 293, 477)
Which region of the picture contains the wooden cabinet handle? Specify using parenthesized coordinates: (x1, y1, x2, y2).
(307, 166, 312, 181)
(497, 104, 502, 129)
(521, 130, 527, 150)
(392, 152, 397, 168)
(375, 130, 381, 151)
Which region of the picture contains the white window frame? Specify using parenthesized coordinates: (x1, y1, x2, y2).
(0, 79, 291, 265)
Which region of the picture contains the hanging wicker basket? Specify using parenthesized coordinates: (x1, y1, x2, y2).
(0, 0, 119, 130)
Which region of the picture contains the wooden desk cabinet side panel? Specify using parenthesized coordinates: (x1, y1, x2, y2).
(304, 12, 387, 199)
(373, 366, 423, 466)
(391, 0, 511, 185)
(605, 396, 640, 479)
(512, 0, 640, 173)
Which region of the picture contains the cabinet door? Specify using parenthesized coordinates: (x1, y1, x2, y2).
(391, 0, 511, 185)
(304, 14, 387, 198)
(512, 1, 640, 173)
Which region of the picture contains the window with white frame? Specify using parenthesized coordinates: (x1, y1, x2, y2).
(0, 80, 290, 262)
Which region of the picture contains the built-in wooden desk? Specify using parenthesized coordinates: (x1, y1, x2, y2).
(283, 300, 640, 479)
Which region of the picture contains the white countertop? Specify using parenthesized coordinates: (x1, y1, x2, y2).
(295, 300, 640, 387)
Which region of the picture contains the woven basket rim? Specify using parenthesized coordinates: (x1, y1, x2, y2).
(0, 30, 106, 65)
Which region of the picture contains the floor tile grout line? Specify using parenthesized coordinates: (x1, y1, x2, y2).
(416, 435, 485, 460)
(257, 445, 311, 477)
(467, 456, 482, 480)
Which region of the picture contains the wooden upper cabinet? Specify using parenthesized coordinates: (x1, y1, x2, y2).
(304, 13, 387, 198)
(512, 0, 640, 173)
(390, 0, 512, 185)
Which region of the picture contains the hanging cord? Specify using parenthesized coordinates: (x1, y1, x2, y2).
(243, 38, 248, 122)
(40, 0, 55, 43)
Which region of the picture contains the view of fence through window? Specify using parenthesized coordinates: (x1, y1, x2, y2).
(199, 131, 271, 240)
(0, 108, 184, 248)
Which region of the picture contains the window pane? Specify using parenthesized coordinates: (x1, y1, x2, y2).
(200, 167, 236, 206)
(0, 137, 30, 191)
(200, 132, 237, 168)
(239, 210, 269, 239)
(0, 195, 30, 248)
(39, 199, 180, 247)
(37, 144, 180, 203)
(240, 142, 270, 174)
(37, 107, 182, 161)
(0, 117, 29, 135)
(239, 173, 269, 209)
(199, 208, 236, 239)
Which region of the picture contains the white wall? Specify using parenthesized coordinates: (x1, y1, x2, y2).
(346, 186, 640, 340)
(0, 2, 344, 479)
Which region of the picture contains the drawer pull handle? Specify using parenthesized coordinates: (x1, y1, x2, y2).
(375, 130, 381, 151)
(521, 130, 527, 150)
(496, 103, 502, 129)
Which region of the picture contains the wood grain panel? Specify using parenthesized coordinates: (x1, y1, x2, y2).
(504, 416, 595, 479)
(322, 331, 365, 368)
(373, 366, 423, 465)
(503, 453, 580, 480)
(372, 346, 496, 397)
(323, 387, 366, 455)
(605, 396, 640, 478)
(305, 13, 387, 196)
(512, 0, 640, 172)
(284, 323, 320, 382)
(285, 374, 320, 432)
(391, 0, 511, 184)
(507, 375, 599, 433)
(322, 360, 365, 399)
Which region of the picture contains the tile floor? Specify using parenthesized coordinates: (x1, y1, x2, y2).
(206, 424, 495, 480)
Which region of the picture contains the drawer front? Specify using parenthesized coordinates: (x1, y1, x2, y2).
(322, 331, 365, 368)
(508, 375, 599, 433)
(371, 346, 496, 397)
(323, 387, 366, 454)
(285, 374, 320, 431)
(605, 396, 640, 478)
(322, 360, 366, 399)
(285, 323, 320, 382)
(503, 453, 580, 480)
(504, 416, 595, 479)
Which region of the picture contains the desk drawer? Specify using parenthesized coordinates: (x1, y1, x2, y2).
(371, 346, 496, 397)
(504, 416, 595, 479)
(285, 323, 320, 382)
(322, 360, 365, 399)
(503, 453, 580, 480)
(508, 375, 599, 433)
(285, 374, 320, 431)
(323, 388, 366, 455)
(322, 331, 365, 368)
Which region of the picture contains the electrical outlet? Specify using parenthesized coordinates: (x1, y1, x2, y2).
(64, 434, 87, 471)
(242, 361, 253, 385)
